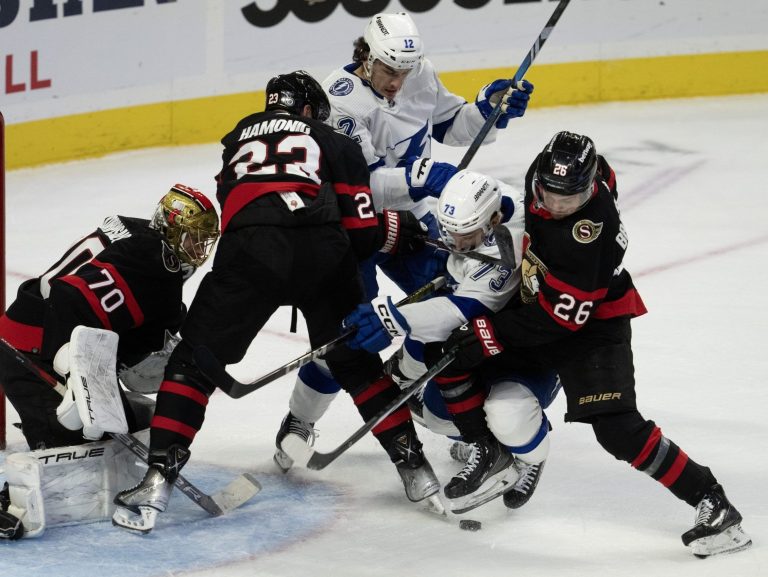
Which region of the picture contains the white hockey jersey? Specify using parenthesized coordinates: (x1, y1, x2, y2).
(322, 59, 495, 219)
(396, 181, 525, 379)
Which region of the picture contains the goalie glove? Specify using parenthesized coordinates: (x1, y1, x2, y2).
(405, 157, 458, 201)
(377, 209, 428, 255)
(344, 296, 411, 354)
(118, 331, 181, 394)
(475, 79, 534, 129)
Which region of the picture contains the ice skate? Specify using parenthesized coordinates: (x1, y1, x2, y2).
(388, 429, 443, 514)
(503, 459, 545, 509)
(112, 445, 189, 534)
(0, 510, 24, 540)
(681, 484, 752, 558)
(274, 412, 315, 473)
(445, 437, 518, 514)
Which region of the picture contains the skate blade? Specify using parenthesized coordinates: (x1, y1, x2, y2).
(691, 524, 753, 558)
(111, 505, 159, 535)
(449, 470, 519, 515)
(422, 494, 447, 517)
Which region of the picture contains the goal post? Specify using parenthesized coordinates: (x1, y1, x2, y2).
(1, 110, 6, 449)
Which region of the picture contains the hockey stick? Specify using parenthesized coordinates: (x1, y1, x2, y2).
(195, 275, 447, 399)
(0, 337, 261, 517)
(281, 348, 457, 471)
(423, 237, 505, 266)
(457, 0, 572, 171)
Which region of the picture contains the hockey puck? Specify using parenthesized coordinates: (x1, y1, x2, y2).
(459, 519, 482, 531)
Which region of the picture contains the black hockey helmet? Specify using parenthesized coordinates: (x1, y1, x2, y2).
(535, 131, 598, 196)
(265, 70, 330, 122)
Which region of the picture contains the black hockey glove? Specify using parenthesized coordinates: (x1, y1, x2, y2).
(377, 210, 428, 255)
(442, 316, 505, 374)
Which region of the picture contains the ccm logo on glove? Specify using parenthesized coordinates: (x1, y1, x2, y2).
(376, 302, 402, 337)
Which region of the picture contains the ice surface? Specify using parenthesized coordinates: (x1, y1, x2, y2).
(2, 95, 766, 576)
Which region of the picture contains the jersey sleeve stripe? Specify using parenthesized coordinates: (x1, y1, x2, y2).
(537, 291, 580, 331)
(341, 216, 378, 230)
(593, 288, 647, 319)
(58, 276, 112, 329)
(91, 259, 145, 327)
(332, 182, 372, 196)
(544, 272, 609, 301)
(0, 315, 43, 352)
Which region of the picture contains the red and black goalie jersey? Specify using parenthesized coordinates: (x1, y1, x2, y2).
(215, 110, 380, 260)
(493, 155, 647, 347)
(0, 216, 188, 364)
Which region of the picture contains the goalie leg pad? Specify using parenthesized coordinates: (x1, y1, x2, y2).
(4, 436, 148, 537)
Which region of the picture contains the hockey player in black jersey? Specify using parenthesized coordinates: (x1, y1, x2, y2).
(0, 184, 219, 451)
(112, 71, 439, 533)
(426, 131, 751, 557)
(0, 185, 219, 540)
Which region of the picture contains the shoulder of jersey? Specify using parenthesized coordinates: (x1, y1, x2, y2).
(324, 67, 363, 98)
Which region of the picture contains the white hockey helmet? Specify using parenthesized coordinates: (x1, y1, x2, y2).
(437, 170, 502, 253)
(363, 13, 423, 72)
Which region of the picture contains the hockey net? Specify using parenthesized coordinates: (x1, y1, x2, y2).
(1, 110, 6, 449)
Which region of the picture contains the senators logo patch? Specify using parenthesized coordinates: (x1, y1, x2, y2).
(161, 241, 181, 273)
(572, 219, 603, 244)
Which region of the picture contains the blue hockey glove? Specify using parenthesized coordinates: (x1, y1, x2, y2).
(475, 79, 534, 129)
(344, 296, 411, 354)
(405, 157, 458, 201)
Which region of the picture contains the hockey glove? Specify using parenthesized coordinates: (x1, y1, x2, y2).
(344, 296, 411, 354)
(443, 316, 505, 373)
(475, 79, 534, 129)
(405, 157, 458, 201)
(377, 209, 428, 255)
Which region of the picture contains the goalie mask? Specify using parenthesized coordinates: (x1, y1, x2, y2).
(151, 184, 220, 267)
(533, 131, 597, 218)
(437, 170, 502, 254)
(265, 70, 330, 122)
(363, 13, 423, 74)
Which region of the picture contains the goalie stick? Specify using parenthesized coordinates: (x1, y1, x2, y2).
(281, 348, 457, 471)
(195, 275, 447, 399)
(457, 0, 572, 171)
(0, 337, 261, 517)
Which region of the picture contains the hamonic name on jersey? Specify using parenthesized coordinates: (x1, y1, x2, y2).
(239, 118, 311, 141)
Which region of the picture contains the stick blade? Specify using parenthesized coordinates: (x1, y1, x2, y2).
(209, 473, 262, 514)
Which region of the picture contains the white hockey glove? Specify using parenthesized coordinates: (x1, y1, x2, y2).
(343, 296, 411, 354)
(55, 326, 128, 440)
(475, 79, 534, 128)
(405, 157, 458, 201)
(118, 331, 180, 394)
